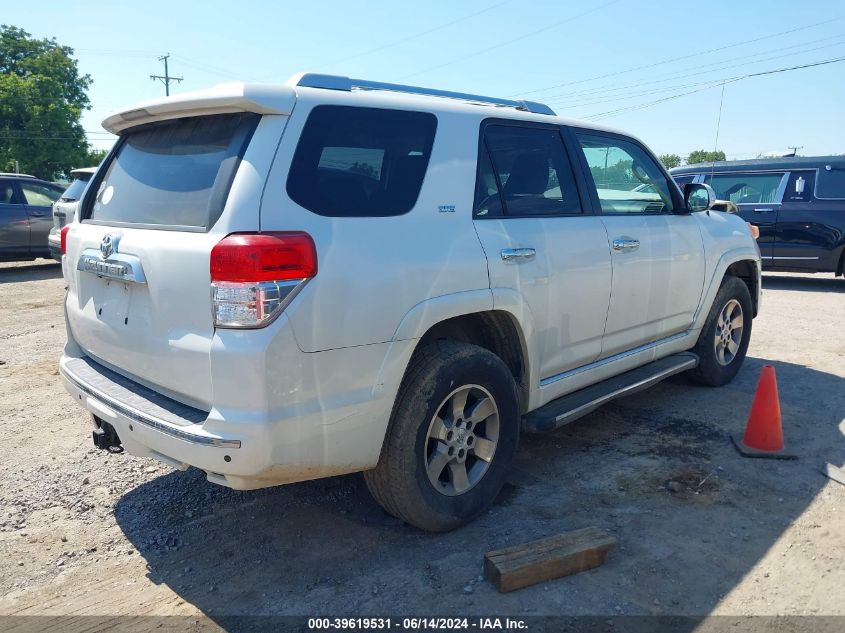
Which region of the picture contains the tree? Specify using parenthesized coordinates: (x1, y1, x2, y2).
(0, 25, 94, 180)
(686, 149, 726, 165)
(84, 147, 108, 166)
(659, 153, 681, 169)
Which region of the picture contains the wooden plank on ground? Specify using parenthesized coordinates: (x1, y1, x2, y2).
(484, 527, 617, 593)
(823, 463, 845, 486)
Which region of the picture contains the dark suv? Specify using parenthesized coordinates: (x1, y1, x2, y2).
(671, 156, 845, 278)
(0, 173, 63, 262)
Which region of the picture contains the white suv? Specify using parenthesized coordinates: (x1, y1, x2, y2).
(59, 73, 761, 531)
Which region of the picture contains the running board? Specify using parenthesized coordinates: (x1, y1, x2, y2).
(522, 353, 699, 433)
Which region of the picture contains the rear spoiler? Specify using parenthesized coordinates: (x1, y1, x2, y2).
(102, 82, 296, 134)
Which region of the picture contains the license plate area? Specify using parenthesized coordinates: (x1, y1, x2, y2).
(94, 279, 132, 326)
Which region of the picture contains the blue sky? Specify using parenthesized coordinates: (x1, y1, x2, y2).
(7, 0, 845, 160)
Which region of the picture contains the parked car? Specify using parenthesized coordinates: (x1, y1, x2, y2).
(59, 74, 761, 531)
(48, 167, 98, 261)
(0, 173, 63, 261)
(671, 157, 845, 277)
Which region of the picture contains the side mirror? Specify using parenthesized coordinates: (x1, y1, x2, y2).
(684, 182, 716, 212)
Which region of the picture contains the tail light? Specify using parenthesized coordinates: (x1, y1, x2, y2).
(210, 232, 317, 328)
(60, 225, 71, 255)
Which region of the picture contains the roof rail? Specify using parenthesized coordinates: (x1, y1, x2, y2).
(0, 172, 36, 178)
(294, 73, 556, 116)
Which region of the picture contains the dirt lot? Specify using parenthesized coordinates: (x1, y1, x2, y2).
(0, 260, 843, 627)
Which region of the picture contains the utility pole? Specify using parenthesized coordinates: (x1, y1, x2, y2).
(150, 54, 183, 96)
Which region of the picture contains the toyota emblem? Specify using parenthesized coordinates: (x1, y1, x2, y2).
(100, 233, 119, 259)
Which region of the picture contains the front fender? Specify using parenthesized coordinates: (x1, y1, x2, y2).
(693, 246, 762, 331)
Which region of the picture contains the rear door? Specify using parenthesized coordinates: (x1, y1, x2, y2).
(572, 130, 705, 358)
(770, 167, 845, 271)
(472, 121, 611, 380)
(65, 112, 267, 408)
(703, 170, 787, 261)
(0, 180, 29, 257)
(19, 179, 62, 256)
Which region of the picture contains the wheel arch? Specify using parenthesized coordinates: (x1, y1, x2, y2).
(694, 247, 761, 330)
(725, 259, 760, 316)
(391, 291, 533, 414)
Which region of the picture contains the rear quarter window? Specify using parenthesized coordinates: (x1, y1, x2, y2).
(286, 106, 437, 217)
(86, 112, 259, 230)
(816, 165, 845, 199)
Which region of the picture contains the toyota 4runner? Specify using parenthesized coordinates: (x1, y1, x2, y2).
(59, 73, 761, 531)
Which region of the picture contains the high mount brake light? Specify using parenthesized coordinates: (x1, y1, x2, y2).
(210, 232, 317, 328)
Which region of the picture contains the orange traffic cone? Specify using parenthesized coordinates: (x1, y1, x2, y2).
(731, 365, 797, 459)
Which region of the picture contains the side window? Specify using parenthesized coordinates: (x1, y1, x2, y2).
(286, 106, 437, 217)
(476, 124, 581, 217)
(672, 174, 696, 189)
(816, 164, 845, 200)
(0, 181, 20, 205)
(577, 134, 675, 214)
(784, 171, 814, 203)
(20, 181, 62, 207)
(704, 172, 785, 205)
(474, 146, 504, 216)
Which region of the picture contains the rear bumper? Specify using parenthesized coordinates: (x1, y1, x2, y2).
(47, 231, 61, 262)
(59, 332, 416, 490)
(60, 354, 268, 488)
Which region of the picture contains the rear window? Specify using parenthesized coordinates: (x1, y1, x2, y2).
(87, 113, 259, 229)
(286, 106, 437, 217)
(816, 165, 845, 199)
(60, 177, 90, 202)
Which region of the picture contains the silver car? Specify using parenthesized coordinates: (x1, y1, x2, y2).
(48, 167, 98, 260)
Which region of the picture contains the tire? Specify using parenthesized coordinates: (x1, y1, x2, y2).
(688, 275, 753, 386)
(364, 340, 520, 532)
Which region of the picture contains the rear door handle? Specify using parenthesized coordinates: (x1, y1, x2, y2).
(612, 237, 640, 253)
(500, 248, 536, 262)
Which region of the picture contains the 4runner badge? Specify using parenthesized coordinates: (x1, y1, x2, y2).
(100, 233, 120, 259)
(438, 205, 456, 213)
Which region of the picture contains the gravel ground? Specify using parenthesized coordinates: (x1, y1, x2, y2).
(0, 260, 843, 627)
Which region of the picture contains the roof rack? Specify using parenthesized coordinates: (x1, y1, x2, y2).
(294, 73, 556, 116)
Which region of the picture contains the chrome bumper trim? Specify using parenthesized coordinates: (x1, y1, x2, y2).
(61, 364, 241, 449)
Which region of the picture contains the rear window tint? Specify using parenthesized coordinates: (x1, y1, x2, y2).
(816, 165, 845, 199)
(88, 113, 258, 229)
(60, 177, 90, 202)
(286, 106, 437, 217)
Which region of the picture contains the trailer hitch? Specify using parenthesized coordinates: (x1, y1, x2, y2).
(92, 417, 123, 453)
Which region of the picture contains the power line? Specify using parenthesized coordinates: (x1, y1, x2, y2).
(543, 33, 845, 105)
(150, 54, 183, 96)
(582, 56, 845, 121)
(394, 0, 621, 81)
(171, 55, 263, 82)
(512, 15, 844, 98)
(324, 0, 515, 66)
(546, 37, 845, 111)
